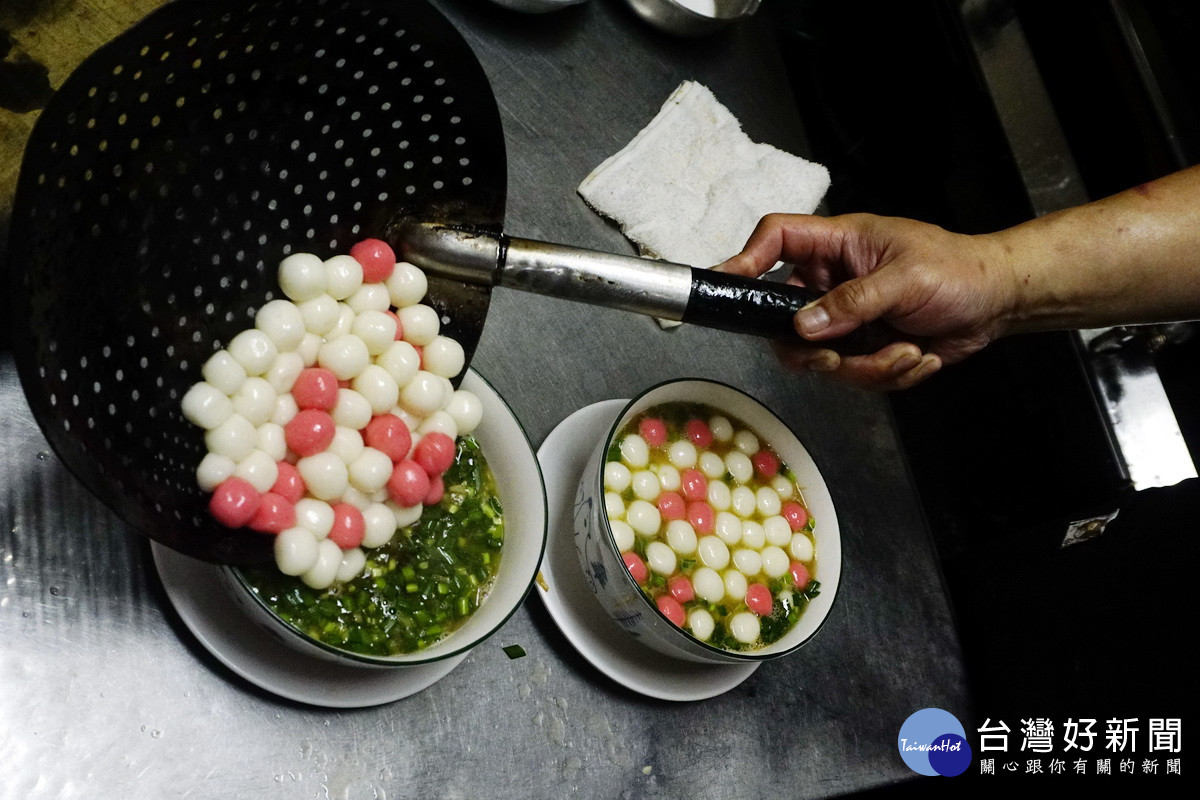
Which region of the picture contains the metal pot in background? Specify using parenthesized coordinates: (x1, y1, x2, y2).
(624, 0, 761, 37)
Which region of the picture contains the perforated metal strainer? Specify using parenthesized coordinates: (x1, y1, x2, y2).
(8, 0, 506, 563)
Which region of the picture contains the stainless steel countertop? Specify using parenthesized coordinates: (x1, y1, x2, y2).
(0, 2, 969, 797)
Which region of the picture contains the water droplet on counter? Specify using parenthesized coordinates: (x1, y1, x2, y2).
(36, 451, 49, 460)
(48, 586, 60, 596)
(151, 729, 163, 738)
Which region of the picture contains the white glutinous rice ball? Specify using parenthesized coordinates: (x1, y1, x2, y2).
(181, 382, 232, 430)
(234, 449, 279, 493)
(688, 608, 715, 641)
(297, 452, 349, 501)
(398, 370, 446, 416)
(196, 452, 235, 492)
(604, 492, 625, 521)
(609, 520, 635, 553)
(417, 410, 458, 440)
(667, 440, 697, 469)
(723, 569, 748, 601)
(699, 451, 725, 479)
(631, 470, 660, 501)
(336, 547, 367, 583)
(714, 511, 742, 546)
(389, 500, 424, 529)
(604, 461, 632, 493)
(764, 515, 792, 547)
(331, 388, 373, 430)
(655, 464, 681, 492)
(729, 611, 761, 645)
(645, 541, 676, 576)
(349, 447, 394, 493)
(361, 502, 398, 548)
(278, 252, 327, 302)
(264, 351, 305, 395)
(756, 486, 782, 517)
(275, 527, 320, 576)
(392, 406, 421, 431)
(725, 451, 753, 484)
(295, 498, 335, 539)
(693, 567, 724, 603)
(443, 390, 482, 435)
(377, 340, 421, 387)
(299, 294, 340, 336)
(351, 309, 398, 355)
(272, 393, 299, 426)
(255, 422, 287, 462)
(353, 364, 400, 414)
(231, 377, 277, 427)
(740, 520, 766, 550)
(771, 475, 794, 499)
(790, 532, 815, 562)
(255, 299, 306, 351)
(296, 332, 322, 367)
(709, 415, 734, 443)
(202, 350, 246, 396)
(734, 430, 760, 456)
(327, 303, 357, 340)
(665, 520, 698, 555)
(707, 480, 732, 511)
(624, 499, 661, 536)
(346, 283, 391, 314)
(697, 536, 730, 570)
(619, 434, 649, 468)
(422, 336, 465, 379)
(761, 546, 790, 578)
(733, 548, 763, 578)
(328, 426, 366, 464)
(227, 329, 278, 376)
(341, 486, 373, 511)
(386, 262, 428, 308)
(731, 486, 757, 518)
(301, 539, 343, 589)
(205, 414, 257, 462)
(324, 254, 364, 300)
(318, 334, 370, 381)
(398, 304, 439, 346)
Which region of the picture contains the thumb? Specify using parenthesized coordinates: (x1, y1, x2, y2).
(794, 275, 889, 341)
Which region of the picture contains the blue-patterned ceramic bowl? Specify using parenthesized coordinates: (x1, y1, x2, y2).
(573, 378, 841, 664)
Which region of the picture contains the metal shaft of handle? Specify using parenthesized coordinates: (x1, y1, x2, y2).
(499, 237, 693, 321)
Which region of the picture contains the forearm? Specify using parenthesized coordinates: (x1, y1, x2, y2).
(992, 165, 1200, 333)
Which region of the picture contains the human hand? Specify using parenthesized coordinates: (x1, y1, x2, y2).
(717, 213, 1018, 390)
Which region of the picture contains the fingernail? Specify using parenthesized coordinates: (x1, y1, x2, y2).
(808, 352, 839, 372)
(891, 353, 921, 374)
(912, 355, 940, 380)
(795, 303, 830, 336)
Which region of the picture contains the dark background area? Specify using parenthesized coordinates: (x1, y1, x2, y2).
(767, 0, 1200, 792)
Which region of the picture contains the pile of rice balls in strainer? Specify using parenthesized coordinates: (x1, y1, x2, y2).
(180, 239, 482, 589)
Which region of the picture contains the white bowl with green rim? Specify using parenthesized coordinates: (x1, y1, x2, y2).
(574, 378, 841, 665)
(221, 368, 547, 668)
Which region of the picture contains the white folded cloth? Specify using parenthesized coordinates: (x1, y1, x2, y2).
(578, 81, 830, 326)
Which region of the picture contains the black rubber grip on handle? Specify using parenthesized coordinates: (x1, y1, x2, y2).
(681, 268, 898, 356)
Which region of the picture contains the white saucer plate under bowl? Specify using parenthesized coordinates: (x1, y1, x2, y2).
(534, 399, 758, 701)
(152, 542, 467, 708)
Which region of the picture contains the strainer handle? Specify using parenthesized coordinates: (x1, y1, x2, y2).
(500, 236, 898, 356)
(396, 222, 899, 355)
